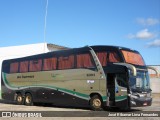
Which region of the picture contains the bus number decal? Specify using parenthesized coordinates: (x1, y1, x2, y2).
(86, 73, 95, 77)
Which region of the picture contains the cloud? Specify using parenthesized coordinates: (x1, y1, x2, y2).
(127, 29, 156, 40)
(147, 39, 160, 48)
(136, 18, 160, 26)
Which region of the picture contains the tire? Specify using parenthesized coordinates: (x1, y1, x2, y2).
(90, 95, 103, 111)
(16, 93, 24, 105)
(25, 93, 33, 106)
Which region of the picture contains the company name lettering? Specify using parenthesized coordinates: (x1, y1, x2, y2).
(17, 75, 34, 79)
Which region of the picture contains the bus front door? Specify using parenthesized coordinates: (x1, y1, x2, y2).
(115, 74, 129, 110)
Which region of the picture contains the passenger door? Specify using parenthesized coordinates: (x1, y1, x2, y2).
(115, 73, 129, 109)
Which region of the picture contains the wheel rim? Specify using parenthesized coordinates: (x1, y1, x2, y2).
(17, 96, 22, 103)
(93, 98, 101, 108)
(26, 96, 31, 104)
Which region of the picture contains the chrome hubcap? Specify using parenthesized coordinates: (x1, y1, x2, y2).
(93, 99, 101, 107)
(26, 96, 31, 103)
(17, 96, 22, 102)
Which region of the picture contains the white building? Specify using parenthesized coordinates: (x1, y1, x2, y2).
(0, 43, 68, 98)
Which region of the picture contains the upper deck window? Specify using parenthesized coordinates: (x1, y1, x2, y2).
(29, 59, 42, 72)
(108, 51, 121, 63)
(96, 52, 107, 66)
(10, 62, 19, 73)
(96, 51, 121, 66)
(20, 61, 29, 72)
(43, 57, 57, 70)
(121, 50, 145, 66)
(58, 55, 74, 69)
(77, 53, 95, 68)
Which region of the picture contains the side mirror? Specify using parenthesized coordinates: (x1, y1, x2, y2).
(147, 66, 159, 78)
(113, 63, 137, 76)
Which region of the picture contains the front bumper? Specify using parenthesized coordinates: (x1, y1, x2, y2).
(130, 96, 152, 107)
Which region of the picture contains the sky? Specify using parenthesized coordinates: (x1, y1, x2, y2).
(0, 0, 160, 65)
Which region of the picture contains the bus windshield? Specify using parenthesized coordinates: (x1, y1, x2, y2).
(121, 50, 145, 66)
(129, 71, 151, 92)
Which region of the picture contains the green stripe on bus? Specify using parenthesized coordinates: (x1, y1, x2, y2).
(115, 95, 127, 101)
(2, 73, 90, 100)
(102, 96, 107, 101)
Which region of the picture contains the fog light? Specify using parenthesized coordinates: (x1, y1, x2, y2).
(131, 101, 136, 105)
(143, 102, 147, 106)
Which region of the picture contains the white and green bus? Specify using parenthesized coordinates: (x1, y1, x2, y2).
(1, 46, 154, 110)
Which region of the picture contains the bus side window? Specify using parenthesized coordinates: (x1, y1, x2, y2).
(43, 57, 57, 70)
(76, 53, 95, 68)
(96, 52, 107, 66)
(108, 51, 121, 63)
(20, 61, 29, 73)
(10, 62, 19, 73)
(29, 59, 42, 72)
(58, 55, 74, 70)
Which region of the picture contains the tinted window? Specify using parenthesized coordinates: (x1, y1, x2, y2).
(43, 57, 57, 70)
(121, 50, 145, 66)
(96, 52, 107, 66)
(108, 51, 121, 63)
(116, 74, 127, 88)
(76, 53, 95, 68)
(20, 61, 29, 73)
(29, 59, 42, 72)
(10, 62, 19, 73)
(96, 51, 120, 66)
(58, 55, 74, 70)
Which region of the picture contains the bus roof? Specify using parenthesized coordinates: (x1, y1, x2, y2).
(2, 45, 140, 63)
(90, 45, 139, 53)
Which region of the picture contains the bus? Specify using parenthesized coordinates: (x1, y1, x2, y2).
(1, 45, 156, 110)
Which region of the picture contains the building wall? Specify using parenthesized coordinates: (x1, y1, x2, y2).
(150, 78, 160, 94)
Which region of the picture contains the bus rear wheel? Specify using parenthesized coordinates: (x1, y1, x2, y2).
(25, 93, 33, 106)
(16, 93, 24, 105)
(90, 95, 103, 111)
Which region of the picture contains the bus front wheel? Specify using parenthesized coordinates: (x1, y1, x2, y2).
(90, 95, 103, 111)
(25, 93, 33, 106)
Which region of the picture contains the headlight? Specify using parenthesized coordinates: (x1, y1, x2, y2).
(147, 93, 151, 97)
(129, 94, 138, 99)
